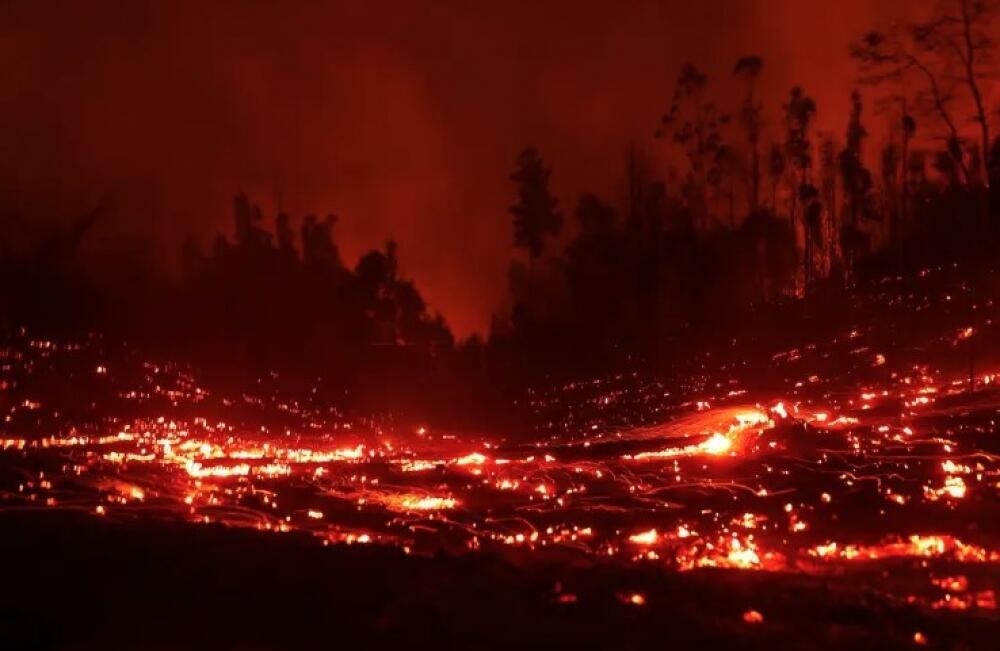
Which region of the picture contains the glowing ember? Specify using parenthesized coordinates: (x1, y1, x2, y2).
(398, 496, 458, 511)
(700, 433, 732, 455)
(4, 317, 1000, 635)
(618, 592, 646, 606)
(629, 529, 660, 546)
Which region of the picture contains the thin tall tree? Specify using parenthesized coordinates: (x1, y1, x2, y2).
(735, 56, 765, 212)
(509, 147, 562, 267)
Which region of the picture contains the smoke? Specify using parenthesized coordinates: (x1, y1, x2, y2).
(0, 0, 913, 335)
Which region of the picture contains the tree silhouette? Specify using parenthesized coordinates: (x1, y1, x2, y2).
(735, 55, 765, 212)
(233, 193, 271, 251)
(625, 144, 652, 229)
(566, 194, 627, 344)
(851, 24, 972, 183)
(302, 214, 343, 269)
(839, 90, 875, 276)
(881, 139, 901, 243)
(768, 144, 786, 212)
(783, 86, 817, 289)
(900, 106, 917, 247)
(742, 209, 797, 301)
(658, 64, 726, 231)
(912, 0, 996, 185)
(818, 134, 839, 273)
(509, 148, 562, 264)
(800, 182, 822, 287)
(15, 23, 1000, 396)
(710, 144, 741, 227)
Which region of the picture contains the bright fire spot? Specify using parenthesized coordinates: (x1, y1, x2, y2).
(932, 575, 969, 592)
(726, 538, 761, 568)
(629, 529, 659, 545)
(700, 433, 732, 456)
(925, 476, 967, 500)
(454, 452, 488, 466)
(401, 460, 436, 472)
(732, 410, 771, 429)
(618, 592, 646, 606)
(399, 496, 457, 511)
(809, 535, 997, 563)
(742, 609, 764, 624)
(941, 460, 970, 474)
(943, 476, 967, 499)
(625, 407, 769, 462)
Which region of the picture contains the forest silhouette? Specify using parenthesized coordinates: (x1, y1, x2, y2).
(2, 2, 1000, 422)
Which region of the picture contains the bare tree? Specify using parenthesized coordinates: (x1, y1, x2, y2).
(901, 104, 917, 237)
(768, 144, 786, 212)
(916, 0, 996, 184)
(838, 91, 876, 277)
(852, 1, 997, 185)
(657, 64, 726, 231)
(735, 56, 765, 212)
(819, 134, 840, 272)
(783, 87, 817, 227)
(784, 86, 818, 292)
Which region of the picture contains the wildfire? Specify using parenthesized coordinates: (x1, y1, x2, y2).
(809, 535, 998, 563)
(699, 433, 732, 455)
(629, 529, 659, 546)
(6, 326, 1000, 638)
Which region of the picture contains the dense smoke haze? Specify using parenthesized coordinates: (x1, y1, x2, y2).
(0, 0, 914, 334)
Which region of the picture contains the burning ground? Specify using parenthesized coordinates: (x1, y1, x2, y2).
(4, 266, 1000, 648)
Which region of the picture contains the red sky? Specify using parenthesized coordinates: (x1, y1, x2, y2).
(0, 0, 925, 335)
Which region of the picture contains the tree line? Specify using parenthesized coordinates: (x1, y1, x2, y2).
(490, 0, 1000, 371)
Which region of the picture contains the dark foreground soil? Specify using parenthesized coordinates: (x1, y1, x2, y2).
(2, 513, 998, 650)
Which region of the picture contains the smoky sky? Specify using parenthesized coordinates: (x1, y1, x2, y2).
(0, 0, 913, 335)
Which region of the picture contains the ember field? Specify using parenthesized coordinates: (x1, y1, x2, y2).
(4, 267, 1000, 649)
